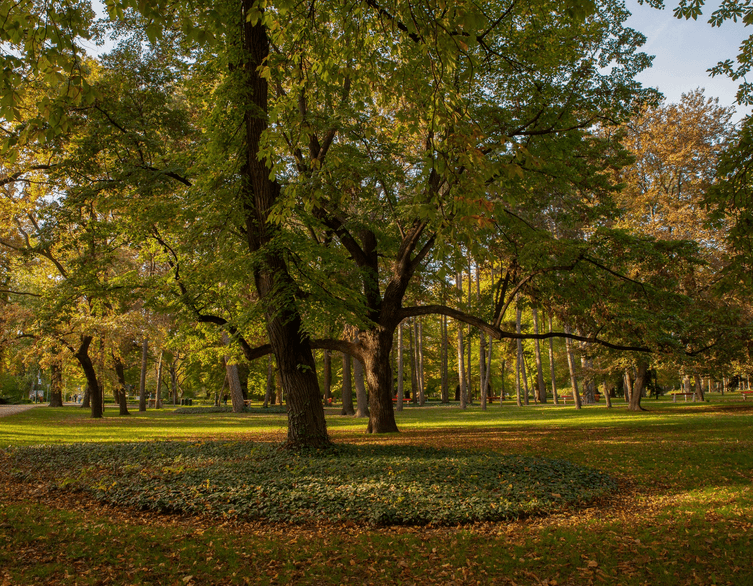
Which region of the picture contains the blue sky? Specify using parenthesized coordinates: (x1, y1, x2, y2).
(625, 0, 752, 119)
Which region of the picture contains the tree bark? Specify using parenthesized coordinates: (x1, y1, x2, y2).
(564, 326, 582, 409)
(628, 361, 649, 411)
(81, 385, 90, 409)
(548, 315, 559, 405)
(139, 338, 148, 412)
(74, 336, 103, 419)
(693, 372, 705, 402)
(48, 361, 64, 407)
(532, 307, 547, 404)
(363, 329, 398, 433)
(624, 369, 633, 403)
(113, 356, 130, 416)
(340, 351, 355, 415)
(241, 3, 328, 448)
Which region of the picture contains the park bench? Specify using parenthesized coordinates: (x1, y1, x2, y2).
(741, 391, 753, 401)
(672, 392, 695, 402)
(557, 393, 599, 405)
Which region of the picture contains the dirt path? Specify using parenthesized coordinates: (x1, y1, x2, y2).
(0, 404, 42, 418)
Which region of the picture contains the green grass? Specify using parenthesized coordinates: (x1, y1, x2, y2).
(1, 396, 752, 585)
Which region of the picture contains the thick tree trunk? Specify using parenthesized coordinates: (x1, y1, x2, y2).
(549, 316, 559, 405)
(363, 330, 399, 433)
(48, 361, 64, 407)
(81, 385, 90, 409)
(564, 327, 582, 409)
(240, 4, 328, 448)
(139, 338, 148, 412)
(441, 315, 449, 403)
(113, 356, 130, 416)
(628, 361, 649, 411)
(396, 322, 404, 412)
(354, 357, 369, 418)
(74, 336, 103, 419)
(340, 352, 355, 415)
(532, 308, 547, 404)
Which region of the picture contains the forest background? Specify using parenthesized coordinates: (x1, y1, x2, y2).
(2, 0, 753, 447)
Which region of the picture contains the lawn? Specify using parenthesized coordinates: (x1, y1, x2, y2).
(1, 396, 752, 585)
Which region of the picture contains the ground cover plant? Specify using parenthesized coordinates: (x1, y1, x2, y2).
(1, 399, 752, 585)
(3, 442, 615, 526)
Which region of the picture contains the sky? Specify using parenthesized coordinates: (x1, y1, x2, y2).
(624, 0, 752, 120)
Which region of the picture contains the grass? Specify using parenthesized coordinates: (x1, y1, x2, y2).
(1, 395, 752, 585)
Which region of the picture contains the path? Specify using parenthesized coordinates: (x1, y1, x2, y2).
(0, 404, 42, 418)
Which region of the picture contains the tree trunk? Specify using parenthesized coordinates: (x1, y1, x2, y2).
(74, 336, 103, 419)
(456, 272, 467, 408)
(500, 360, 506, 404)
(602, 378, 612, 409)
(113, 356, 130, 416)
(477, 263, 487, 410)
(323, 349, 332, 406)
(548, 316, 559, 405)
(515, 299, 523, 406)
(354, 356, 369, 418)
(222, 334, 245, 413)
(363, 329, 398, 433)
(409, 320, 418, 405)
(139, 338, 148, 412)
(465, 258, 473, 405)
(624, 369, 633, 403)
(340, 351, 355, 415)
(170, 363, 179, 406)
(396, 322, 404, 412)
(521, 351, 531, 405)
(564, 327, 582, 409)
(417, 319, 425, 406)
(628, 361, 649, 411)
(693, 372, 705, 402)
(441, 315, 449, 403)
(155, 351, 164, 409)
(241, 3, 328, 448)
(48, 361, 64, 407)
(81, 384, 90, 409)
(580, 353, 596, 405)
(532, 308, 547, 404)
